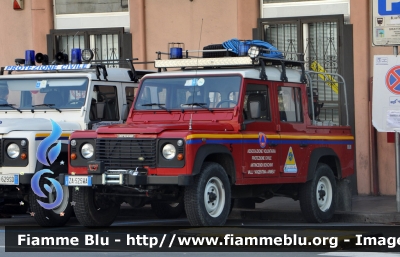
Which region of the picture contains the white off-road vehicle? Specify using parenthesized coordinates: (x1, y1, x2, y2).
(0, 49, 150, 226)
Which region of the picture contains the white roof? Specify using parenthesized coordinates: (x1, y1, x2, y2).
(146, 66, 303, 83)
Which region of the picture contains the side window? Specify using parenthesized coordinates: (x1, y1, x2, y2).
(90, 85, 119, 121)
(278, 86, 303, 123)
(244, 84, 271, 121)
(125, 86, 136, 110)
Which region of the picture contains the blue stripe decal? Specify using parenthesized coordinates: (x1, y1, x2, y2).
(35, 137, 69, 141)
(186, 138, 353, 145)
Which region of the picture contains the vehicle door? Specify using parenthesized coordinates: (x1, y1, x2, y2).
(240, 81, 280, 182)
(87, 82, 123, 130)
(274, 82, 307, 177)
(122, 82, 138, 121)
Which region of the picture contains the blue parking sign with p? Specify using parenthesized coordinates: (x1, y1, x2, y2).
(379, 0, 400, 15)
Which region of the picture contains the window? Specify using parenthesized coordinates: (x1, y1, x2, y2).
(0, 77, 88, 110)
(259, 15, 352, 126)
(55, 0, 128, 15)
(90, 85, 119, 121)
(244, 84, 271, 121)
(47, 28, 132, 67)
(135, 76, 241, 110)
(278, 87, 303, 122)
(125, 86, 137, 111)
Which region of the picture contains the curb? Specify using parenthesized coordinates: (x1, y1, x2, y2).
(233, 209, 400, 224)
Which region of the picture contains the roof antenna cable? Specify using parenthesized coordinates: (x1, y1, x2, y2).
(189, 18, 204, 131)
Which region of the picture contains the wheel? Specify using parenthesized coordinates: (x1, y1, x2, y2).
(29, 178, 73, 227)
(184, 162, 231, 226)
(299, 163, 336, 223)
(151, 198, 185, 219)
(215, 100, 237, 108)
(72, 186, 120, 227)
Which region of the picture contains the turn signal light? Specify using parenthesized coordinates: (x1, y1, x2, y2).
(177, 153, 184, 161)
(20, 153, 27, 160)
(71, 153, 77, 160)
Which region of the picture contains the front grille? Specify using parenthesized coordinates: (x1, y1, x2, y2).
(96, 139, 156, 169)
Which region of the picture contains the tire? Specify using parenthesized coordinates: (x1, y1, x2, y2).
(151, 198, 185, 219)
(72, 186, 120, 227)
(29, 179, 72, 227)
(299, 163, 337, 223)
(184, 162, 231, 226)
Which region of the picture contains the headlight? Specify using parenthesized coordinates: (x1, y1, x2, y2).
(81, 143, 94, 159)
(7, 143, 20, 159)
(162, 144, 176, 160)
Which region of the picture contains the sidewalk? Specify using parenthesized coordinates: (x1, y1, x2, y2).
(232, 195, 400, 224)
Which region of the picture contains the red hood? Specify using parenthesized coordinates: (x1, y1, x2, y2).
(96, 122, 234, 134)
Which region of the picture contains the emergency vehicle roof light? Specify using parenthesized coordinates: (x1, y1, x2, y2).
(248, 46, 260, 59)
(25, 50, 35, 66)
(82, 49, 94, 62)
(71, 48, 82, 64)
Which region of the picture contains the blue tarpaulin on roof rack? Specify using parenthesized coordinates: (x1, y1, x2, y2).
(222, 38, 283, 59)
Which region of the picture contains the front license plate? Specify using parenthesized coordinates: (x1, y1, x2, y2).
(0, 174, 19, 185)
(65, 175, 92, 186)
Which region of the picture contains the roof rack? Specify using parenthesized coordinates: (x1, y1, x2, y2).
(154, 47, 307, 83)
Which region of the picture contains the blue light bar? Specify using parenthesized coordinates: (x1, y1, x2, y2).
(71, 48, 82, 64)
(25, 50, 35, 66)
(170, 47, 183, 59)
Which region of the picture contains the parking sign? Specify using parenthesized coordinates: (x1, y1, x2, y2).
(373, 0, 400, 46)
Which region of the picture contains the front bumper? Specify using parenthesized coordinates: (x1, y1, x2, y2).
(59, 173, 193, 186)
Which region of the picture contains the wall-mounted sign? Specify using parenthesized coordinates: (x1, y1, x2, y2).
(372, 0, 400, 46)
(372, 55, 400, 131)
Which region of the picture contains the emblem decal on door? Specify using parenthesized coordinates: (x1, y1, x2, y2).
(284, 146, 298, 173)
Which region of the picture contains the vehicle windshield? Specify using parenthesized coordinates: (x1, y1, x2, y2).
(134, 76, 242, 111)
(0, 77, 89, 110)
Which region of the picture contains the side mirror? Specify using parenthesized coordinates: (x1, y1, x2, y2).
(96, 102, 105, 119)
(249, 101, 261, 119)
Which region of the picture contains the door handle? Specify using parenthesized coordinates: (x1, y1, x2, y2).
(300, 143, 308, 147)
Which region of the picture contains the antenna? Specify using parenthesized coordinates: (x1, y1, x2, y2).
(189, 18, 204, 130)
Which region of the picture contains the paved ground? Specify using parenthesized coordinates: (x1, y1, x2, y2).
(0, 195, 399, 225)
(231, 195, 400, 224)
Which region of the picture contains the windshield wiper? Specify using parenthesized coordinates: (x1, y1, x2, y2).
(141, 103, 170, 113)
(182, 102, 213, 112)
(31, 104, 62, 113)
(0, 104, 22, 113)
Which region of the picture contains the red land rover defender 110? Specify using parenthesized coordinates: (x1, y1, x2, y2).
(65, 45, 354, 227)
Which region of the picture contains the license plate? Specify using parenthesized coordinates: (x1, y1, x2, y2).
(0, 174, 19, 185)
(65, 175, 92, 186)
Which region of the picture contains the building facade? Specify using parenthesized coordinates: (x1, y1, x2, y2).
(0, 0, 393, 195)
